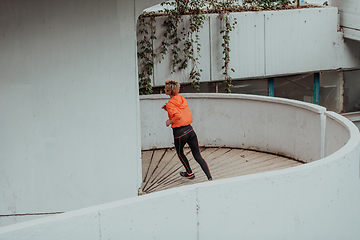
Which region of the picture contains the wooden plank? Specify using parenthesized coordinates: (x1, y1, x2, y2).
(144, 148, 193, 193)
(215, 152, 278, 178)
(141, 150, 154, 183)
(244, 160, 302, 176)
(142, 149, 166, 190)
(209, 149, 256, 171)
(145, 149, 177, 186)
(141, 147, 304, 194)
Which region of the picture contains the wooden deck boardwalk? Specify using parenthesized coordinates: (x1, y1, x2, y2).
(140, 147, 304, 195)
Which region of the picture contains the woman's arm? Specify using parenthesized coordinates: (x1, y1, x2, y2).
(165, 103, 181, 127)
(166, 119, 173, 127)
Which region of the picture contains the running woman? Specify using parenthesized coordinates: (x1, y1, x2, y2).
(162, 80, 212, 181)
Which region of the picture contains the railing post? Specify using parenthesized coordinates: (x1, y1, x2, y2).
(320, 111, 326, 159)
(268, 78, 274, 97)
(314, 73, 320, 105)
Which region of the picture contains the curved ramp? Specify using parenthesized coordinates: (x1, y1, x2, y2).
(140, 147, 303, 195)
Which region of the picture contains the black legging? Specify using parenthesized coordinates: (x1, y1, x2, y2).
(173, 125, 212, 180)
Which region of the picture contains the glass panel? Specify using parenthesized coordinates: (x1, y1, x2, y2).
(319, 71, 343, 113)
(344, 70, 360, 113)
(151, 82, 216, 94)
(180, 82, 216, 93)
(217, 80, 268, 96)
(151, 87, 162, 94)
(274, 74, 314, 103)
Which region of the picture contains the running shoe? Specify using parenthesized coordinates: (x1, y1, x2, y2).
(180, 172, 195, 180)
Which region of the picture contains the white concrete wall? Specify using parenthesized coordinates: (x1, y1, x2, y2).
(0, 99, 359, 239)
(342, 112, 360, 130)
(141, 93, 326, 162)
(325, 112, 352, 157)
(138, 7, 360, 87)
(0, 0, 162, 226)
(307, 0, 326, 5)
(331, 0, 360, 41)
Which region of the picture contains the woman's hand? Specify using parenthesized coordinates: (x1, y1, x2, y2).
(166, 119, 173, 127)
(162, 105, 167, 111)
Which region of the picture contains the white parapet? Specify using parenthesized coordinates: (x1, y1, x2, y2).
(141, 93, 327, 162)
(137, 6, 360, 87)
(332, 0, 360, 41)
(1, 95, 360, 239)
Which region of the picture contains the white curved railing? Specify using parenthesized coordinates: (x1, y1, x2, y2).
(141, 93, 327, 162)
(342, 111, 360, 131)
(1, 94, 359, 239)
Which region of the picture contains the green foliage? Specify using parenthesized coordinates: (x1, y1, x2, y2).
(137, 0, 293, 94)
(137, 13, 157, 95)
(160, 1, 208, 90)
(242, 0, 291, 10)
(220, 14, 237, 93)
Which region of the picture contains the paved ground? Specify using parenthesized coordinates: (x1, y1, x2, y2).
(139, 147, 304, 195)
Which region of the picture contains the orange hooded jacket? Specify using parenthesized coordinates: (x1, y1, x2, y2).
(166, 94, 193, 128)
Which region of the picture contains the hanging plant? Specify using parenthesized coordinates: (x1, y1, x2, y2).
(242, 0, 291, 11)
(137, 0, 296, 94)
(183, 14, 207, 90)
(137, 13, 157, 95)
(220, 14, 237, 93)
(160, 2, 182, 73)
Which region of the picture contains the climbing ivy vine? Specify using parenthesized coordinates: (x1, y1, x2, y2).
(220, 14, 237, 93)
(137, 0, 295, 94)
(137, 13, 157, 95)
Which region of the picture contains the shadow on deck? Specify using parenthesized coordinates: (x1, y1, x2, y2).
(140, 147, 304, 195)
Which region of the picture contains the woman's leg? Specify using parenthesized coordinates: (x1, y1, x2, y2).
(187, 131, 212, 180)
(174, 134, 193, 174)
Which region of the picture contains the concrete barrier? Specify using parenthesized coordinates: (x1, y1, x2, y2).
(1, 94, 359, 239)
(141, 93, 327, 162)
